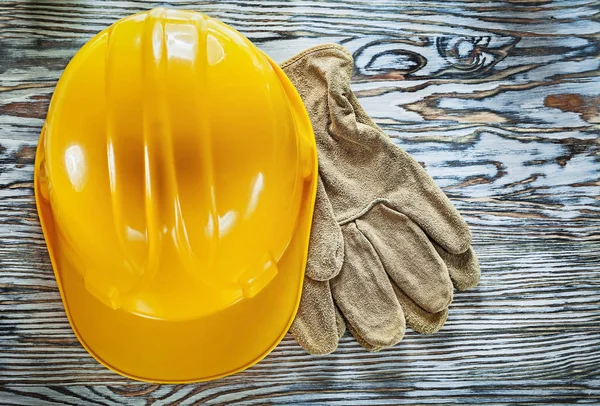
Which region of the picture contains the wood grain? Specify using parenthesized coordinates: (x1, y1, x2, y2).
(1, 0, 599, 404)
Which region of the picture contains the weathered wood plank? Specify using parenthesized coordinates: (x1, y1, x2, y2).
(0, 0, 599, 404)
(0, 380, 600, 405)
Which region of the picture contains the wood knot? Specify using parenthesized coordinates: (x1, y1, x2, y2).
(353, 40, 427, 79)
(436, 36, 492, 71)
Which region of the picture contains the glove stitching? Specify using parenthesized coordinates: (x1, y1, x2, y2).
(337, 198, 398, 225)
(340, 221, 405, 349)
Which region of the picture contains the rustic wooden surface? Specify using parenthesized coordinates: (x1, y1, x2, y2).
(1, 0, 599, 404)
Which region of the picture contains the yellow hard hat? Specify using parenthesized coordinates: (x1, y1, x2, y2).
(34, 8, 317, 383)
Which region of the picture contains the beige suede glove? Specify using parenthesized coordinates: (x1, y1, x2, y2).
(282, 44, 480, 354)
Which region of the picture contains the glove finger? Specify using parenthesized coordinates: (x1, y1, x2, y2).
(346, 322, 384, 352)
(351, 286, 448, 345)
(306, 176, 344, 281)
(334, 304, 346, 340)
(290, 277, 342, 355)
(392, 283, 448, 335)
(331, 222, 406, 349)
(433, 243, 481, 291)
(355, 203, 453, 314)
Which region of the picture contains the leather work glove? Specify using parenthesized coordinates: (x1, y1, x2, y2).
(281, 44, 480, 354)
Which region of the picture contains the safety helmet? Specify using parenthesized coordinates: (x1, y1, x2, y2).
(34, 8, 316, 383)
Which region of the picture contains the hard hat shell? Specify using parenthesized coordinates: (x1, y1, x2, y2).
(34, 8, 317, 383)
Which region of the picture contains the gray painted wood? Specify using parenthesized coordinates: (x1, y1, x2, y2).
(1, 0, 599, 404)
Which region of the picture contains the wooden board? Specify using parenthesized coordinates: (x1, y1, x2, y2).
(1, 0, 599, 404)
